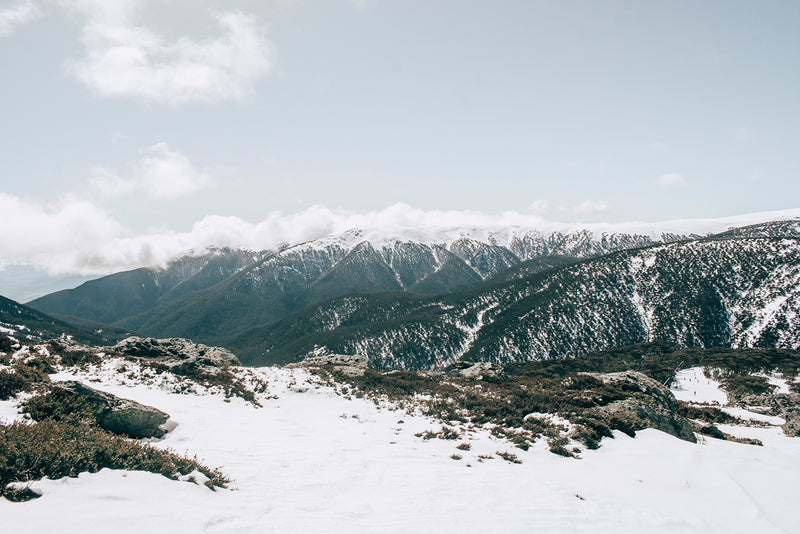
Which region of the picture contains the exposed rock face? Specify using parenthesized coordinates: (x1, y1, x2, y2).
(52, 380, 172, 439)
(737, 392, 800, 438)
(588, 371, 678, 410)
(584, 370, 697, 443)
(110, 337, 239, 371)
(449, 361, 505, 379)
(290, 352, 368, 377)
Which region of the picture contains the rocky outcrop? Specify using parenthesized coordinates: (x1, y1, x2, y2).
(289, 352, 368, 377)
(52, 380, 173, 439)
(736, 391, 800, 438)
(110, 337, 239, 373)
(448, 361, 504, 379)
(584, 370, 697, 443)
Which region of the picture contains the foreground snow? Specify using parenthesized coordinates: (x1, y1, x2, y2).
(2, 366, 799, 533)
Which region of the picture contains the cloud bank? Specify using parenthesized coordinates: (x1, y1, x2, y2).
(0, 0, 40, 37)
(89, 143, 214, 199)
(654, 173, 687, 187)
(2, 196, 800, 278)
(0, 193, 124, 273)
(66, 1, 272, 103)
(573, 200, 611, 215)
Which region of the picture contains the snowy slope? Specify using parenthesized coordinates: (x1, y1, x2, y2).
(2, 364, 799, 533)
(237, 234, 800, 368)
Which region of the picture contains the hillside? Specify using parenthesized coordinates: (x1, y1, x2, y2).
(27, 226, 682, 342)
(22, 219, 800, 372)
(27, 249, 266, 325)
(0, 295, 130, 346)
(226, 232, 800, 368)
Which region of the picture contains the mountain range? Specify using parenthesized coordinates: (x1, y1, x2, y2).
(13, 218, 800, 369)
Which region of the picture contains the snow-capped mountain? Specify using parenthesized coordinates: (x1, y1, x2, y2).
(25, 218, 800, 370)
(27, 223, 690, 337)
(227, 225, 800, 369)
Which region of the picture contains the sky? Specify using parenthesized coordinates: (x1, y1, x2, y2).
(0, 0, 799, 299)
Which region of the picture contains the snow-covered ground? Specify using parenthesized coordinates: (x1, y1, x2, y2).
(671, 366, 794, 426)
(671, 367, 729, 405)
(2, 365, 799, 533)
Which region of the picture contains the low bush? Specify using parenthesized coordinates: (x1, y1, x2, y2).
(723, 375, 775, 397)
(170, 362, 259, 405)
(326, 367, 652, 455)
(21, 389, 97, 424)
(9, 362, 50, 385)
(46, 340, 101, 367)
(0, 371, 30, 400)
(0, 419, 229, 502)
(504, 342, 800, 386)
(675, 402, 737, 424)
(0, 334, 14, 355)
(496, 451, 522, 464)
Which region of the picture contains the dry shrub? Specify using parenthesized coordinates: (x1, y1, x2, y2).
(0, 419, 229, 502)
(722, 375, 775, 397)
(0, 371, 30, 400)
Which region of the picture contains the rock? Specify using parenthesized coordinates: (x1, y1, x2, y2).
(738, 391, 800, 437)
(596, 398, 697, 443)
(583, 370, 697, 443)
(451, 362, 504, 379)
(110, 337, 240, 372)
(584, 370, 678, 410)
(52, 380, 173, 439)
(289, 352, 368, 377)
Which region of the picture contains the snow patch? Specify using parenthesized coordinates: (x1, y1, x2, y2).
(721, 406, 785, 426)
(670, 367, 728, 405)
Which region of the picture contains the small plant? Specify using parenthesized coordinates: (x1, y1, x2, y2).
(456, 442, 471, 451)
(0, 371, 30, 400)
(0, 334, 14, 355)
(496, 451, 522, 464)
(438, 427, 461, 440)
(450, 454, 462, 460)
(548, 435, 576, 457)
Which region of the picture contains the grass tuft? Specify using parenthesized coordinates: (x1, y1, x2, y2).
(0, 419, 229, 502)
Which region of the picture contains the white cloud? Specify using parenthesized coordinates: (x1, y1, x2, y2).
(0, 0, 41, 37)
(572, 200, 611, 215)
(0, 193, 124, 273)
(88, 143, 214, 200)
(3, 198, 800, 278)
(66, 1, 272, 103)
(527, 200, 550, 214)
(654, 173, 687, 187)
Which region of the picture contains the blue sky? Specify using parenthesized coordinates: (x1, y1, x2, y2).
(0, 0, 798, 295)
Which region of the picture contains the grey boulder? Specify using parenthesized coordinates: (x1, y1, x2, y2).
(583, 370, 697, 443)
(52, 380, 173, 439)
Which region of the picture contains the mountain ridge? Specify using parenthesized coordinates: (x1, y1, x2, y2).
(22, 218, 800, 371)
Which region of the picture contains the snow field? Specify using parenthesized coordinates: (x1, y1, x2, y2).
(1, 365, 799, 533)
(671, 367, 729, 405)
